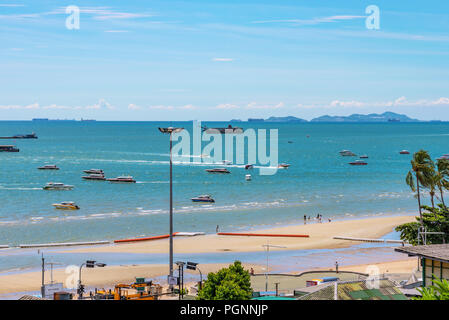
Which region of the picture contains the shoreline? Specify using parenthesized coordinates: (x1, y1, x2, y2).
(0, 215, 417, 295)
(59, 215, 415, 254)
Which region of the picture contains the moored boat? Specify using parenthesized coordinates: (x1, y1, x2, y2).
(359, 155, 369, 159)
(38, 165, 59, 170)
(399, 150, 410, 154)
(278, 163, 290, 168)
(0, 145, 19, 152)
(107, 176, 136, 183)
(82, 174, 106, 181)
(191, 195, 215, 203)
(349, 160, 368, 166)
(43, 182, 74, 190)
(339, 150, 356, 156)
(83, 169, 104, 174)
(52, 201, 80, 210)
(206, 168, 230, 174)
(245, 164, 254, 170)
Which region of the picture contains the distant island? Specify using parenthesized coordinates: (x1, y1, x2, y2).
(247, 112, 422, 123)
(32, 118, 96, 122)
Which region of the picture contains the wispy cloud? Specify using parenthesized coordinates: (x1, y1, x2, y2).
(47, 6, 153, 20)
(297, 97, 449, 109)
(212, 58, 234, 62)
(104, 30, 129, 33)
(252, 15, 365, 26)
(0, 99, 115, 110)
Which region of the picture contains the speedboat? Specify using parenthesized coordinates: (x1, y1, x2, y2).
(83, 169, 104, 174)
(437, 154, 449, 160)
(278, 163, 290, 168)
(43, 182, 74, 190)
(206, 168, 230, 174)
(349, 160, 368, 166)
(52, 201, 80, 210)
(245, 174, 252, 181)
(107, 176, 136, 183)
(399, 150, 410, 154)
(245, 164, 254, 170)
(359, 155, 369, 159)
(82, 174, 106, 181)
(339, 150, 356, 156)
(0, 145, 19, 152)
(38, 165, 59, 170)
(221, 160, 232, 165)
(191, 195, 215, 203)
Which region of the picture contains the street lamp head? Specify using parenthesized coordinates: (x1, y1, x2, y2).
(158, 127, 184, 134)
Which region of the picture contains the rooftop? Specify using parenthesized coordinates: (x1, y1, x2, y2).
(395, 244, 449, 263)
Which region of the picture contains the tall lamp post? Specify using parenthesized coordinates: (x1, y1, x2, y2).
(78, 260, 106, 300)
(261, 243, 286, 292)
(158, 127, 184, 288)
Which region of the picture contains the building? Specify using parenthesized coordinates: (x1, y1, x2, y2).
(395, 244, 449, 287)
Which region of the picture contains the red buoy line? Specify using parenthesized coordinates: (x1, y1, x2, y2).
(114, 232, 180, 243)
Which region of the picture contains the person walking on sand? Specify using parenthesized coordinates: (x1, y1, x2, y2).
(335, 261, 339, 273)
(304, 214, 307, 224)
(216, 225, 219, 233)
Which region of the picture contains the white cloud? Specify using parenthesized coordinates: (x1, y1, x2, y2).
(47, 6, 153, 20)
(212, 58, 233, 62)
(297, 97, 449, 109)
(127, 104, 142, 110)
(252, 15, 365, 26)
(216, 103, 240, 109)
(104, 30, 129, 33)
(246, 102, 284, 109)
(86, 99, 115, 110)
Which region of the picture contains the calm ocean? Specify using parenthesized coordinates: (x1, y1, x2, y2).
(0, 121, 446, 246)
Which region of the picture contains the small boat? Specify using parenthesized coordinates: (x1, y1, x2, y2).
(339, 150, 356, 156)
(399, 150, 410, 155)
(82, 174, 106, 181)
(43, 182, 74, 190)
(245, 164, 254, 170)
(38, 165, 59, 170)
(245, 174, 252, 181)
(278, 163, 290, 168)
(359, 155, 369, 159)
(288, 141, 294, 143)
(52, 201, 80, 210)
(221, 160, 232, 165)
(0, 133, 37, 139)
(191, 195, 215, 203)
(206, 168, 230, 174)
(107, 176, 136, 183)
(349, 160, 368, 166)
(83, 169, 104, 174)
(437, 154, 449, 160)
(0, 145, 19, 152)
(202, 125, 243, 134)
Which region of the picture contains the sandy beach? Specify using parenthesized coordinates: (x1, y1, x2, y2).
(0, 215, 417, 295)
(63, 215, 416, 254)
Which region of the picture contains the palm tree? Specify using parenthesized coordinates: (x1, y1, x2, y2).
(406, 150, 434, 226)
(436, 159, 449, 208)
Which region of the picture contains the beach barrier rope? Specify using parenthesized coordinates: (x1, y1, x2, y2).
(19, 240, 111, 248)
(333, 236, 404, 244)
(216, 232, 309, 238)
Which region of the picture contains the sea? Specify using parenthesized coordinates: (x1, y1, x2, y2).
(0, 120, 447, 274)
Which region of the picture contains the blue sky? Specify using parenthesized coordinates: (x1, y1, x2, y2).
(1, 0, 449, 120)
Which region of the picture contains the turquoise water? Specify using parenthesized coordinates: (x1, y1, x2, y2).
(0, 121, 447, 246)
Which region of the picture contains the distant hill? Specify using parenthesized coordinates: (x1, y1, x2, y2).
(247, 116, 307, 123)
(265, 116, 308, 123)
(311, 112, 420, 123)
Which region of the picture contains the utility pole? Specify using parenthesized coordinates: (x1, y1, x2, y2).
(262, 243, 286, 292)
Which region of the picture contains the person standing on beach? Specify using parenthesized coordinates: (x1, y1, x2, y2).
(335, 261, 339, 273)
(216, 225, 219, 233)
(304, 214, 307, 224)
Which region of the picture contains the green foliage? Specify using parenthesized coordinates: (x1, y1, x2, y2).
(395, 204, 449, 245)
(414, 277, 449, 300)
(197, 261, 253, 300)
